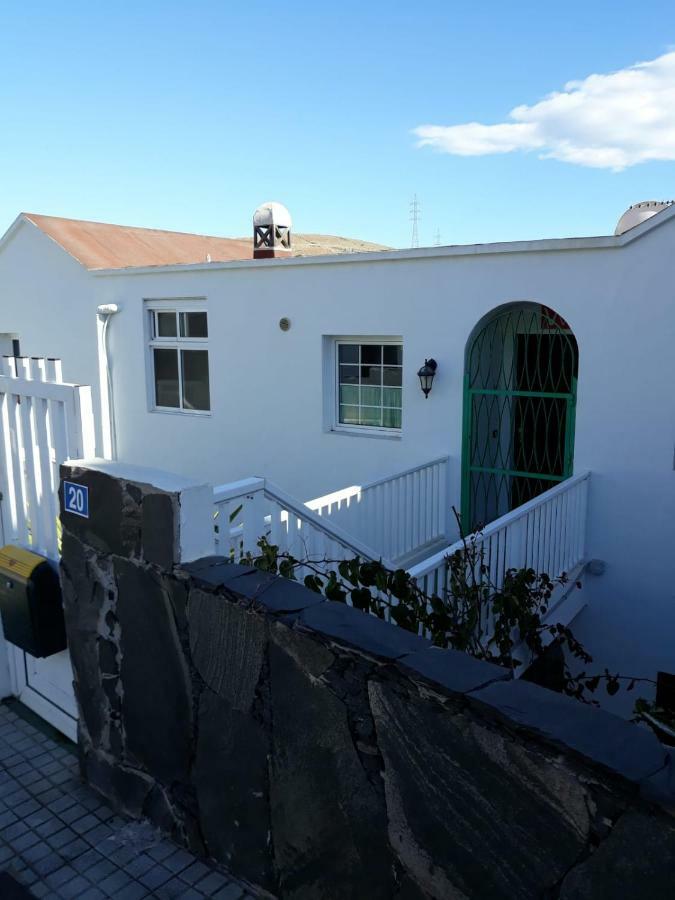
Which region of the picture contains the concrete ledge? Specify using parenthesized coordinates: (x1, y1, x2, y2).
(398, 645, 511, 697)
(467, 678, 668, 783)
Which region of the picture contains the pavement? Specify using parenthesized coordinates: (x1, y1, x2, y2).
(0, 701, 262, 899)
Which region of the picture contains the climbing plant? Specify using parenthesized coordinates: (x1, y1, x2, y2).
(242, 517, 655, 708)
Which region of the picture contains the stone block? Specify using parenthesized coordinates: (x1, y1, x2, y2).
(60, 465, 139, 558)
(297, 601, 430, 660)
(188, 589, 266, 711)
(398, 645, 510, 697)
(115, 558, 192, 783)
(141, 493, 177, 568)
(468, 678, 668, 783)
(194, 687, 273, 888)
(82, 750, 154, 818)
(641, 750, 675, 812)
(369, 679, 590, 899)
(560, 810, 675, 898)
(223, 570, 324, 615)
(268, 634, 393, 899)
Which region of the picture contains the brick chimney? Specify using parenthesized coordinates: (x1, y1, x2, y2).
(253, 202, 292, 259)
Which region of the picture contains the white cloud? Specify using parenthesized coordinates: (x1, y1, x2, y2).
(414, 52, 675, 170)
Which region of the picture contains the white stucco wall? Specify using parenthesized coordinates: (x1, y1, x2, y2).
(1, 214, 673, 697)
(0, 221, 104, 453)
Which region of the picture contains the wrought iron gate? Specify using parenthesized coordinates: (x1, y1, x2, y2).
(461, 304, 578, 531)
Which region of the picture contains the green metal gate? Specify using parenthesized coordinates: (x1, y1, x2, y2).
(460, 304, 578, 531)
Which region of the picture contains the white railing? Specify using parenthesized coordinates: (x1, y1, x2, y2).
(305, 455, 450, 563)
(408, 472, 590, 601)
(0, 357, 95, 560)
(213, 476, 391, 569)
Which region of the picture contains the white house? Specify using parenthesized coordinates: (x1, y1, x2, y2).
(0, 199, 674, 732)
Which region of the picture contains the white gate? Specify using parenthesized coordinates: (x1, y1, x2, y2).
(0, 356, 95, 740)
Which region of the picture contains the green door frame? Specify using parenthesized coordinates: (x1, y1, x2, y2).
(460, 308, 578, 531)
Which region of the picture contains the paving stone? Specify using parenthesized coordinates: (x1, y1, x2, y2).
(179, 861, 210, 886)
(78, 889, 107, 900)
(35, 815, 66, 838)
(138, 864, 172, 890)
(162, 848, 195, 875)
(0, 820, 29, 841)
(58, 874, 92, 898)
(58, 803, 89, 825)
(147, 841, 176, 863)
(0, 844, 13, 865)
(9, 828, 41, 852)
(21, 840, 53, 865)
(33, 851, 67, 877)
(71, 813, 101, 835)
(84, 822, 113, 846)
(213, 886, 245, 900)
(72, 848, 116, 878)
(98, 868, 134, 896)
(194, 870, 229, 894)
(59, 836, 89, 861)
(0, 809, 19, 828)
(45, 863, 79, 888)
(124, 853, 157, 879)
(116, 883, 150, 900)
(47, 827, 78, 850)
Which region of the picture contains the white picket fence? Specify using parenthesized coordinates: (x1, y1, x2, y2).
(0, 356, 95, 560)
(305, 456, 450, 564)
(213, 476, 390, 568)
(408, 471, 590, 601)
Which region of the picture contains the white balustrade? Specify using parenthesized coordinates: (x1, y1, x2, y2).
(408, 471, 591, 603)
(305, 455, 450, 563)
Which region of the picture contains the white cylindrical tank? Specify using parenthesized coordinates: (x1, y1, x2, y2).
(615, 200, 673, 236)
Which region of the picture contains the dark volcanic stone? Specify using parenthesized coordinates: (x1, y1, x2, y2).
(184, 560, 257, 589)
(469, 678, 668, 783)
(641, 750, 675, 811)
(194, 687, 273, 887)
(60, 466, 138, 557)
(559, 810, 675, 899)
(60, 533, 108, 749)
(115, 558, 192, 783)
(269, 632, 393, 899)
(141, 492, 177, 567)
(297, 600, 430, 660)
(369, 679, 590, 899)
(188, 589, 266, 710)
(98, 638, 118, 676)
(83, 749, 154, 817)
(398, 645, 509, 696)
(224, 571, 324, 615)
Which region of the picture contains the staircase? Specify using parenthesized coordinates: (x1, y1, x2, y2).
(212, 461, 591, 632)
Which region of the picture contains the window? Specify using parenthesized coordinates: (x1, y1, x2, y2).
(148, 307, 210, 412)
(336, 341, 402, 431)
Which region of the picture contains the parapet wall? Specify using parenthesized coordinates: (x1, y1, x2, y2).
(59, 461, 675, 899)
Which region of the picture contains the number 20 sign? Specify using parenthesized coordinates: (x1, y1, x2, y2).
(64, 481, 89, 519)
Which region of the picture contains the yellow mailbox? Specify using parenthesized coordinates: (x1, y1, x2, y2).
(0, 545, 67, 658)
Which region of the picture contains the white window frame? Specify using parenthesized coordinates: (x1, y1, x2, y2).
(145, 298, 211, 416)
(323, 336, 403, 438)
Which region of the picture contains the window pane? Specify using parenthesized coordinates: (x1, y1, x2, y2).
(361, 345, 382, 365)
(181, 350, 210, 411)
(154, 349, 180, 407)
(338, 344, 358, 364)
(339, 405, 360, 425)
(383, 387, 402, 408)
(360, 385, 382, 407)
(180, 311, 208, 338)
(339, 384, 359, 405)
(156, 312, 177, 338)
(339, 364, 359, 384)
(383, 408, 402, 429)
(360, 406, 382, 426)
(361, 365, 382, 386)
(383, 345, 402, 365)
(383, 366, 402, 387)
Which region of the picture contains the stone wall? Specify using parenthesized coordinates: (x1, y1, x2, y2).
(59, 462, 675, 899)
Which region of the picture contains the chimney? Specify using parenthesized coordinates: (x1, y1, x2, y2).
(253, 202, 292, 259)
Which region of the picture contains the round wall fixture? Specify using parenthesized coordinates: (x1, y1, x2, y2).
(279, 317, 291, 331)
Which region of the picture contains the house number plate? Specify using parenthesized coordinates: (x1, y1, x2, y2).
(64, 482, 89, 519)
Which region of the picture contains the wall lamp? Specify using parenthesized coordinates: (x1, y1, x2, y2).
(417, 358, 437, 398)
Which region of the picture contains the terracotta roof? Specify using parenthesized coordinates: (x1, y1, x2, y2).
(22, 213, 389, 270)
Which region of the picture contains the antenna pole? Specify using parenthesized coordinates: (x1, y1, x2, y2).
(409, 194, 421, 248)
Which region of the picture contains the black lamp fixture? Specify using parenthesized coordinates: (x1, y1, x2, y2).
(417, 358, 437, 398)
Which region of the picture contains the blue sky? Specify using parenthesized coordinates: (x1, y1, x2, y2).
(1, 1, 674, 247)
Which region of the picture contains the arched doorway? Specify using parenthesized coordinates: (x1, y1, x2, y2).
(461, 303, 579, 531)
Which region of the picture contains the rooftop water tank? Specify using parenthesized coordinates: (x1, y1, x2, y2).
(615, 200, 674, 236)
